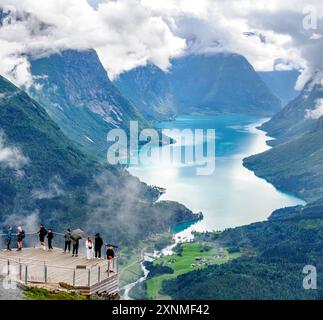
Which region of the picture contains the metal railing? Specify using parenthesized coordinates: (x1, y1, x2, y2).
(0, 231, 119, 288)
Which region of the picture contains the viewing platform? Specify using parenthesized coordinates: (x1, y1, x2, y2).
(0, 233, 119, 297)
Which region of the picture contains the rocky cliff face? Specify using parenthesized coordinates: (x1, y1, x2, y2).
(114, 64, 176, 121)
(30, 50, 147, 159)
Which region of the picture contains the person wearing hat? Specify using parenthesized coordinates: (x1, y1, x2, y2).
(94, 233, 103, 259)
(106, 245, 115, 273)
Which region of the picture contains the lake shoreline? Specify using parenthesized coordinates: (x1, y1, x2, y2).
(122, 114, 305, 300)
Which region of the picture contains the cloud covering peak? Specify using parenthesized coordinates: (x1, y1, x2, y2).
(0, 0, 322, 90)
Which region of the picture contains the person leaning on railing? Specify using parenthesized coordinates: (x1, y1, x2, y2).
(106, 245, 115, 273)
(38, 224, 47, 250)
(47, 229, 54, 250)
(17, 226, 25, 251)
(5, 225, 13, 251)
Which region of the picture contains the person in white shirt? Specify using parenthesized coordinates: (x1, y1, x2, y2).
(85, 236, 94, 260)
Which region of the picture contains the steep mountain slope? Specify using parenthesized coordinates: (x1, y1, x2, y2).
(114, 53, 282, 119)
(244, 116, 323, 203)
(169, 54, 281, 116)
(30, 50, 147, 159)
(161, 199, 323, 300)
(114, 64, 176, 121)
(261, 75, 323, 145)
(0, 75, 198, 245)
(258, 70, 300, 105)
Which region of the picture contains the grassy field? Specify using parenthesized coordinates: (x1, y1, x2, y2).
(146, 242, 241, 300)
(23, 287, 87, 300)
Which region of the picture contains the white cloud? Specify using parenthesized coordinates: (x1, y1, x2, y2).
(0, 0, 186, 84)
(0, 130, 29, 169)
(305, 98, 323, 120)
(0, 0, 322, 90)
(32, 176, 65, 199)
(2, 211, 39, 232)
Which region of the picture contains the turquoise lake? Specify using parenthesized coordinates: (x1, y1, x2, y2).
(128, 114, 305, 237)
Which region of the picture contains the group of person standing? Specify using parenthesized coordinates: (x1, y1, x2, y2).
(3, 224, 115, 265)
(4, 225, 25, 251)
(64, 229, 115, 262)
(85, 234, 104, 259)
(38, 224, 54, 250)
(64, 229, 103, 259)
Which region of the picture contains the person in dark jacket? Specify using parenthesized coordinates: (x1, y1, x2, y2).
(94, 233, 103, 259)
(106, 246, 115, 260)
(47, 229, 54, 250)
(38, 224, 47, 250)
(64, 229, 72, 253)
(106, 246, 115, 273)
(6, 225, 12, 251)
(72, 238, 79, 257)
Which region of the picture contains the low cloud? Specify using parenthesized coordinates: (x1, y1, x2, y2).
(305, 98, 323, 119)
(2, 211, 39, 233)
(0, 130, 29, 170)
(32, 175, 65, 200)
(86, 171, 145, 241)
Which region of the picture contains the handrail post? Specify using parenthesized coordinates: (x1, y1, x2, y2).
(107, 260, 110, 277)
(97, 265, 101, 282)
(7, 259, 10, 276)
(73, 269, 76, 287)
(25, 265, 28, 284)
(44, 265, 48, 283)
(87, 269, 91, 287)
(19, 259, 22, 280)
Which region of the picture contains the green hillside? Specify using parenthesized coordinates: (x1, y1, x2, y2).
(161, 200, 323, 300)
(244, 119, 323, 203)
(0, 75, 199, 245)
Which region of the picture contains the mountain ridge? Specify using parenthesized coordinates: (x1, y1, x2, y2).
(114, 53, 282, 121)
(30, 49, 148, 159)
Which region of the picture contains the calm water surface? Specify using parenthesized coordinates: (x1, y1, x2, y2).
(128, 115, 305, 237)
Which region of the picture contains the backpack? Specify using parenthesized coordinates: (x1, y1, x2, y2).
(21, 230, 25, 239)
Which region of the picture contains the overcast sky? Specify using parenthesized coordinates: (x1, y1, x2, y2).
(0, 0, 322, 89)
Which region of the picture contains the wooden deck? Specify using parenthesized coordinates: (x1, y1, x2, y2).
(0, 247, 119, 295)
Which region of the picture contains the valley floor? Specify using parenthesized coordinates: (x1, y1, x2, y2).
(130, 241, 241, 300)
